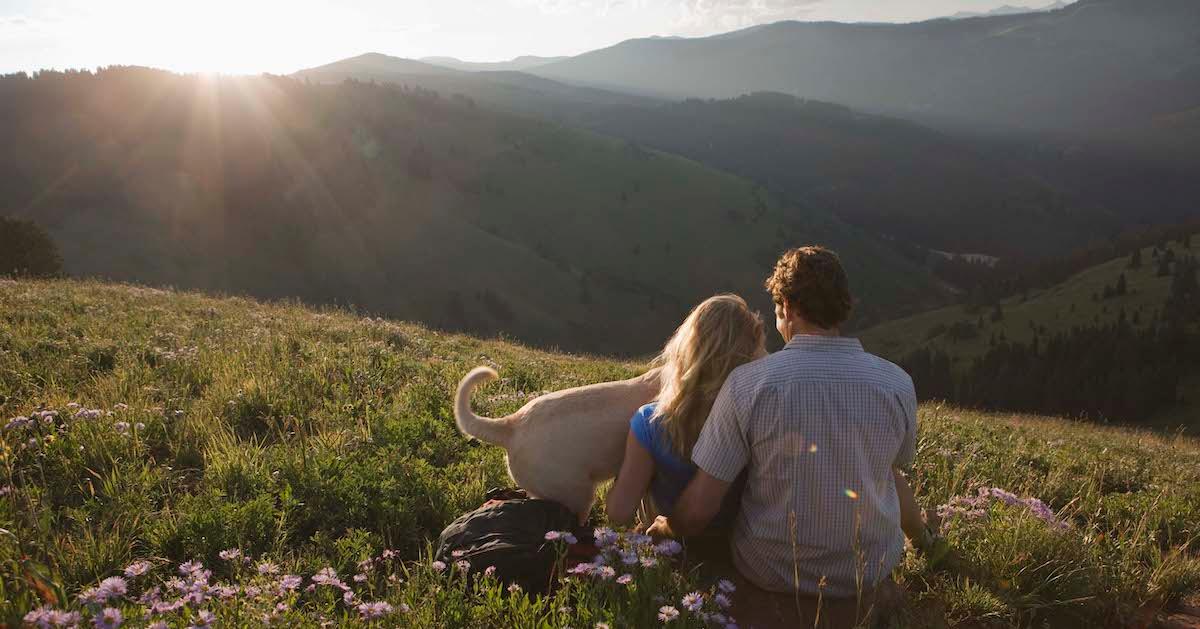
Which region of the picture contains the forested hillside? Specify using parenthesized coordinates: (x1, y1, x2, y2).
(0, 67, 942, 355)
(861, 234, 1200, 425)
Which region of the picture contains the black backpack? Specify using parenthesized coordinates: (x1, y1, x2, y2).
(434, 488, 581, 596)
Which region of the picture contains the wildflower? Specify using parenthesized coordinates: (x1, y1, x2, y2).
(658, 605, 680, 622)
(148, 622, 169, 629)
(278, 575, 302, 591)
(545, 531, 562, 541)
(114, 421, 131, 435)
(124, 560, 152, 578)
(137, 586, 162, 606)
(717, 579, 736, 593)
(616, 573, 633, 585)
(594, 527, 618, 547)
(987, 487, 1021, 506)
(567, 563, 594, 576)
(654, 540, 683, 557)
(563, 532, 578, 545)
(640, 556, 658, 568)
(343, 590, 356, 604)
(431, 560, 447, 572)
(596, 566, 616, 580)
(627, 533, 653, 546)
(398, 603, 411, 613)
(244, 586, 261, 598)
(357, 601, 393, 621)
(97, 576, 128, 600)
(135, 423, 146, 431)
(178, 560, 204, 575)
(218, 549, 242, 561)
(484, 565, 497, 577)
(451, 550, 465, 558)
(619, 550, 638, 565)
(114, 403, 129, 411)
(5, 416, 31, 431)
(23, 606, 55, 629)
(312, 567, 339, 585)
(0, 485, 12, 496)
(353, 573, 368, 583)
(257, 561, 280, 575)
(455, 560, 471, 572)
(380, 549, 397, 560)
(191, 609, 215, 628)
(710, 613, 728, 624)
(508, 583, 522, 594)
(68, 403, 80, 410)
(681, 591, 704, 612)
(715, 593, 732, 609)
(93, 607, 123, 629)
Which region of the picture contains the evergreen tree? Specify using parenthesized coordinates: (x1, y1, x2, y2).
(1129, 248, 1142, 269)
(0, 217, 63, 278)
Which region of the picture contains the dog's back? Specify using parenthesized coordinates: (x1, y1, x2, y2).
(454, 367, 660, 519)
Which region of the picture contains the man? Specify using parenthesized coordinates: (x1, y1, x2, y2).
(649, 246, 921, 627)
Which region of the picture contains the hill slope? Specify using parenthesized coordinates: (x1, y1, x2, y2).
(580, 92, 1120, 258)
(0, 67, 941, 355)
(2, 279, 1199, 626)
(533, 0, 1200, 138)
(860, 236, 1200, 423)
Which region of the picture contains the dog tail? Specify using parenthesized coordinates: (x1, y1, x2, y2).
(454, 366, 512, 447)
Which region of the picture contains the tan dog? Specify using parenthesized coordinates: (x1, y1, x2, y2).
(454, 366, 660, 521)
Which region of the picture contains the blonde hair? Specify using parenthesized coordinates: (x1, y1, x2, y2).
(653, 294, 765, 458)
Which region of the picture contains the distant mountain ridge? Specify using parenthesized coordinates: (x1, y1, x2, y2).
(945, 1, 1071, 19)
(420, 55, 568, 72)
(531, 0, 1200, 138)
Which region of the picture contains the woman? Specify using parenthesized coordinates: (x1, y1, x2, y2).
(606, 294, 765, 530)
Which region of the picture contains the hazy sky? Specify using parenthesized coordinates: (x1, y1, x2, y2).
(1, 0, 1063, 75)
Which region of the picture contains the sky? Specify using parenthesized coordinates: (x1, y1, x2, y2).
(0, 0, 1064, 75)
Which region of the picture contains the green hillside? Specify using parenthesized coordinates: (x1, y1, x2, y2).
(860, 236, 1200, 424)
(0, 67, 941, 356)
(2, 280, 1200, 627)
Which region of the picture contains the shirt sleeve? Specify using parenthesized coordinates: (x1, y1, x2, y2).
(629, 405, 656, 453)
(691, 372, 750, 482)
(892, 379, 919, 470)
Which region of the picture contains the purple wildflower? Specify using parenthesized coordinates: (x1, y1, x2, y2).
(256, 561, 280, 575)
(343, 590, 356, 604)
(484, 565, 497, 577)
(23, 606, 54, 629)
(619, 550, 638, 565)
(455, 560, 471, 572)
(178, 560, 204, 575)
(114, 421, 130, 435)
(451, 550, 465, 558)
(568, 563, 594, 576)
(124, 560, 152, 578)
(563, 533, 578, 545)
(715, 593, 732, 609)
(681, 591, 704, 612)
(431, 560, 446, 573)
(616, 573, 633, 585)
(311, 567, 339, 585)
(278, 575, 302, 591)
(594, 527, 618, 547)
(5, 416, 31, 431)
(654, 540, 683, 557)
(353, 573, 368, 583)
(658, 605, 680, 622)
(218, 549, 241, 561)
(596, 566, 616, 580)
(191, 609, 215, 628)
(544, 531, 562, 541)
(640, 556, 658, 568)
(97, 576, 127, 600)
(93, 607, 123, 629)
(357, 601, 393, 620)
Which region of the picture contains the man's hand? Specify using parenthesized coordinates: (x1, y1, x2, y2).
(646, 515, 675, 540)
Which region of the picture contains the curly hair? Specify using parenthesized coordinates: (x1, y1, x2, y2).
(764, 246, 853, 329)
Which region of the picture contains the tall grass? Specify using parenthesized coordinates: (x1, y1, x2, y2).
(2, 279, 1199, 627)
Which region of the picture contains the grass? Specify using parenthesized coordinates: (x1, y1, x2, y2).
(3, 278, 1200, 627)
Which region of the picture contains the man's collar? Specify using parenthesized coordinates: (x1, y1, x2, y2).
(783, 334, 863, 352)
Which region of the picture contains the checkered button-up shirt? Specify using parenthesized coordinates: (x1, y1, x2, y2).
(692, 334, 917, 596)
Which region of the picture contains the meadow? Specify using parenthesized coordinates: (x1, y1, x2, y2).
(3, 279, 1200, 627)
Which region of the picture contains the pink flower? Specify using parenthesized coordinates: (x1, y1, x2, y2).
(658, 605, 680, 622)
(681, 591, 704, 612)
(431, 561, 447, 572)
(616, 574, 633, 585)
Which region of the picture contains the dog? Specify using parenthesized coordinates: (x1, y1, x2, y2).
(454, 366, 660, 522)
